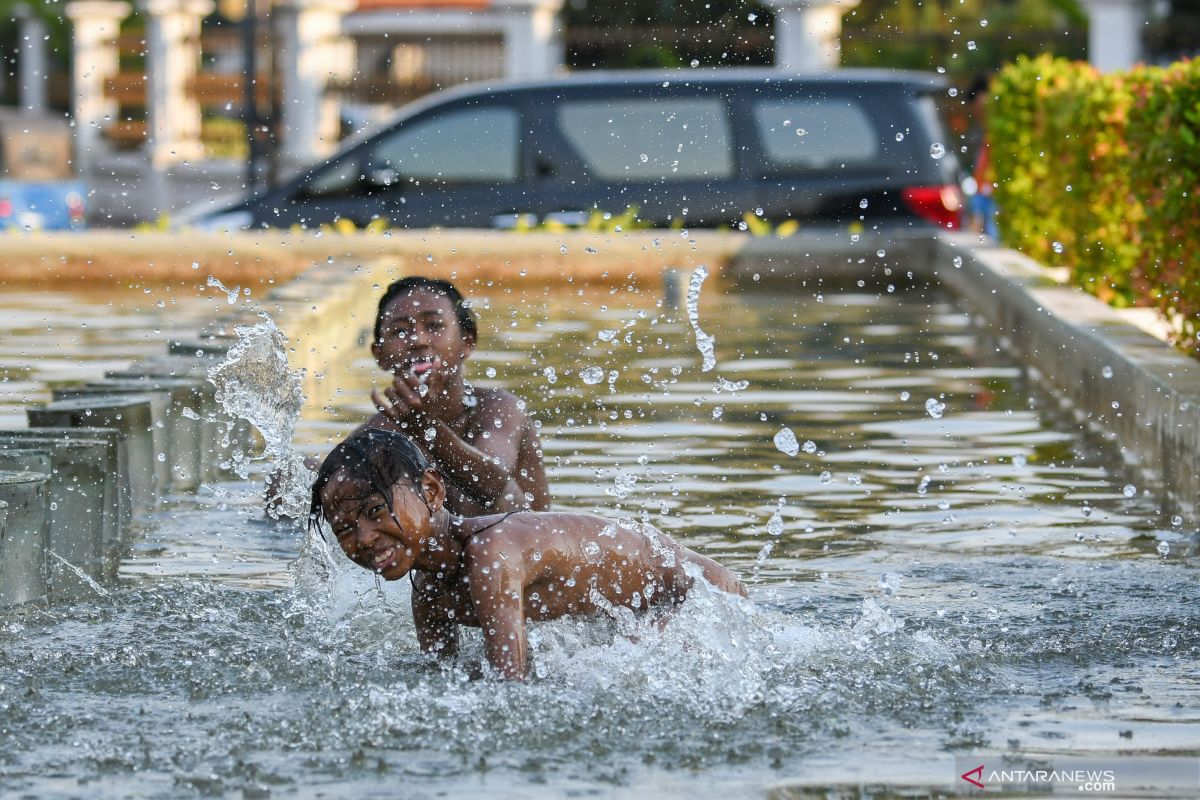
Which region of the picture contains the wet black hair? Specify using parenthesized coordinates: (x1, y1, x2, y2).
(373, 276, 478, 345)
(308, 428, 433, 533)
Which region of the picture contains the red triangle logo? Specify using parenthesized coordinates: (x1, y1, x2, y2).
(961, 764, 985, 788)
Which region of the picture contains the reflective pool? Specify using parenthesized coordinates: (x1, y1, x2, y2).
(1, 279, 1196, 798)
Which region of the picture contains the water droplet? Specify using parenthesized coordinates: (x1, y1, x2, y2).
(819, 471, 833, 484)
(774, 427, 799, 457)
(543, 366, 557, 384)
(766, 511, 784, 536)
(953, 255, 963, 268)
(801, 439, 817, 454)
(895, 132, 905, 142)
(1170, 515, 1183, 527)
(929, 143, 946, 160)
(580, 366, 605, 385)
(795, 128, 807, 137)
(967, 40, 977, 50)
(485, 366, 497, 378)
(1013, 454, 1027, 468)
(1122, 484, 1137, 498)
(925, 398, 945, 419)
(1052, 241, 1064, 254)
(859, 198, 869, 209)
(1101, 365, 1114, 379)
(639, 153, 649, 163)
(1157, 540, 1170, 557)
(690, 59, 699, 67)
(899, 391, 910, 401)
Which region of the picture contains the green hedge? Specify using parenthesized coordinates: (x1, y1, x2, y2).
(989, 55, 1200, 351)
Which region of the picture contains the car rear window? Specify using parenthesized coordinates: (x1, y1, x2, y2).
(557, 98, 733, 181)
(752, 97, 881, 171)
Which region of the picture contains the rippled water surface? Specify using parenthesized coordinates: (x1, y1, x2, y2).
(1, 279, 1197, 799)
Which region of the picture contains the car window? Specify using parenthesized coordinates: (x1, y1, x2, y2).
(371, 106, 521, 185)
(557, 98, 733, 181)
(753, 98, 881, 171)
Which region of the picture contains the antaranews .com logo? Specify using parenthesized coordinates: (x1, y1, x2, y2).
(954, 755, 1198, 796)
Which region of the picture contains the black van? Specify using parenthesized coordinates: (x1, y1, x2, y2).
(199, 69, 962, 231)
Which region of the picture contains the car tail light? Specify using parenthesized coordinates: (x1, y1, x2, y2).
(0, 199, 11, 218)
(67, 192, 85, 220)
(901, 185, 962, 229)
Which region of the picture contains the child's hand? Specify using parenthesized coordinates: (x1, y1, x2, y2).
(371, 375, 427, 426)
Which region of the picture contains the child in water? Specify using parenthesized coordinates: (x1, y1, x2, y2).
(310, 428, 746, 680)
(358, 276, 550, 515)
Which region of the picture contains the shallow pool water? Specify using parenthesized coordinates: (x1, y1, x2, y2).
(1, 280, 1196, 798)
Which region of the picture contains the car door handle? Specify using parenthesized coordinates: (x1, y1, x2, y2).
(491, 212, 538, 230)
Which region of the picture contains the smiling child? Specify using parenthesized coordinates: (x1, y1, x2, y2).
(359, 277, 549, 514)
(310, 428, 746, 680)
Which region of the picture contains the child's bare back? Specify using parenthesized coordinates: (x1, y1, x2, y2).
(311, 429, 746, 680)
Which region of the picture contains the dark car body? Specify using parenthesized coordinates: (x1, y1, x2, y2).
(203, 69, 961, 231)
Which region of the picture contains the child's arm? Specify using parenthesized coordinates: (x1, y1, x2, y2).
(372, 382, 534, 510)
(412, 590, 459, 660)
(466, 541, 528, 680)
(424, 392, 531, 510)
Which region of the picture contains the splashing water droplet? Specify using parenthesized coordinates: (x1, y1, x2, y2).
(1123, 484, 1137, 498)
(580, 366, 605, 385)
(819, 471, 833, 484)
(1052, 241, 1064, 254)
(766, 511, 784, 536)
(1101, 365, 1114, 379)
(543, 366, 557, 384)
(929, 143, 946, 160)
(774, 427, 799, 456)
(801, 439, 817, 454)
(953, 255, 963, 268)
(925, 398, 945, 419)
(1157, 540, 1170, 557)
(1171, 515, 1183, 527)
(685, 265, 717, 372)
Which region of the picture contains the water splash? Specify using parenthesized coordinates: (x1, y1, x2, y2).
(774, 427, 800, 456)
(686, 265, 717, 372)
(208, 313, 312, 520)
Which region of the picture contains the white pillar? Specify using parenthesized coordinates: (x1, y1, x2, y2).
(495, 0, 564, 79)
(275, 0, 355, 175)
(66, 1, 130, 170)
(15, 4, 48, 113)
(1081, 0, 1148, 72)
(762, 0, 859, 72)
(138, 0, 212, 167)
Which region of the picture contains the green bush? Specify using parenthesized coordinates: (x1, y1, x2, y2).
(990, 56, 1199, 351)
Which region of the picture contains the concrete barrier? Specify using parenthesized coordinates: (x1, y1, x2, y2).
(27, 397, 158, 516)
(0, 470, 50, 608)
(53, 378, 207, 491)
(107, 356, 260, 482)
(0, 437, 112, 592)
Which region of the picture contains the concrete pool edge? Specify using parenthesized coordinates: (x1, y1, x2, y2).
(731, 231, 1200, 521)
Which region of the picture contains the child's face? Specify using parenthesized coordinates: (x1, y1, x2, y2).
(320, 473, 433, 581)
(372, 289, 475, 384)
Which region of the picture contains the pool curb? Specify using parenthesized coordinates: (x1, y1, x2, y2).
(731, 231, 1199, 521)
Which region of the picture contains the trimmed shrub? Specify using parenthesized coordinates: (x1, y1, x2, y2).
(989, 55, 1199, 350)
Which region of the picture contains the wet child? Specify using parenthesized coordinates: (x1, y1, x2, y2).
(310, 428, 746, 680)
(358, 277, 550, 515)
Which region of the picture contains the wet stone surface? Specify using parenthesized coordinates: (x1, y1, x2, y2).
(0, 282, 1196, 798)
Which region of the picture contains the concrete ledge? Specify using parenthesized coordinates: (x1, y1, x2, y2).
(0, 470, 49, 608)
(0, 229, 736, 286)
(728, 232, 1199, 519)
(930, 232, 1200, 518)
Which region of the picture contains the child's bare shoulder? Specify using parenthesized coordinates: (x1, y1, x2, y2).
(470, 387, 531, 421)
